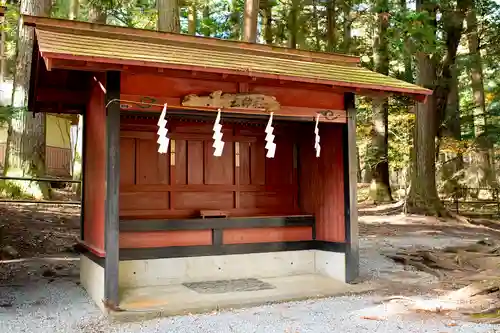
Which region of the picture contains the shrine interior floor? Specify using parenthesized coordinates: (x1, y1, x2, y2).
(113, 273, 372, 321)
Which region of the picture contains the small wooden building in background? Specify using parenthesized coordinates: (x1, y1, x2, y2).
(24, 15, 431, 313)
(0, 114, 76, 177)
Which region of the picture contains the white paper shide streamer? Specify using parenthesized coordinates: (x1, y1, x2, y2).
(212, 109, 225, 157)
(265, 112, 276, 158)
(314, 114, 320, 157)
(157, 103, 169, 154)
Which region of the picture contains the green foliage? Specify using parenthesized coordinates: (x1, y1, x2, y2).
(0, 180, 24, 199)
(0, 0, 499, 198)
(0, 105, 16, 124)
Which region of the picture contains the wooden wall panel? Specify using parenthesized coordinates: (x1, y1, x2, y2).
(120, 138, 136, 185)
(205, 141, 234, 185)
(299, 123, 345, 242)
(121, 73, 238, 98)
(172, 191, 234, 210)
(265, 140, 293, 186)
(223, 226, 312, 244)
(121, 192, 169, 210)
(173, 121, 214, 134)
(250, 141, 266, 185)
(187, 140, 204, 184)
(248, 85, 344, 110)
(175, 139, 187, 184)
(46, 146, 72, 177)
(119, 117, 302, 219)
(136, 139, 169, 184)
(240, 191, 294, 210)
(239, 142, 251, 185)
(43, 146, 69, 176)
(120, 230, 212, 248)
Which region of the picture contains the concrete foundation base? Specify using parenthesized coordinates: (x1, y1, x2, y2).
(80, 250, 351, 317)
(119, 250, 346, 289)
(80, 255, 106, 312)
(315, 250, 346, 282)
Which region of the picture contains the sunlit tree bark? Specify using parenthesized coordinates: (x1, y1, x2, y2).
(365, 0, 392, 203)
(157, 0, 180, 32)
(4, 0, 52, 199)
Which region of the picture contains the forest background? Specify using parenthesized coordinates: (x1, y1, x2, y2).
(0, 0, 499, 217)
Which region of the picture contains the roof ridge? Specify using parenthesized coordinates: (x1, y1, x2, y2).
(23, 15, 360, 66)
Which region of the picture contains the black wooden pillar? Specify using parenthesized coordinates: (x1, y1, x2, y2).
(343, 92, 359, 282)
(104, 71, 121, 307)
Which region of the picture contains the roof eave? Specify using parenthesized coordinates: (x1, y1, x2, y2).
(39, 52, 432, 101)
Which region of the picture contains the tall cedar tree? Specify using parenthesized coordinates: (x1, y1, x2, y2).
(467, 2, 495, 188)
(365, 0, 393, 203)
(157, 0, 180, 32)
(243, 0, 259, 42)
(407, 0, 470, 215)
(4, 0, 52, 199)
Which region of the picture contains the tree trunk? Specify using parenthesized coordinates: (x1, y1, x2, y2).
(88, 1, 106, 23)
(407, 52, 445, 215)
(72, 116, 83, 195)
(400, 0, 413, 83)
(229, 0, 241, 40)
(188, 1, 197, 35)
(0, 13, 5, 86)
(243, 0, 259, 42)
(407, 0, 442, 215)
(340, 0, 352, 53)
(3, 0, 51, 199)
(341, 0, 351, 53)
(157, 0, 180, 33)
(262, 0, 273, 45)
(202, 5, 211, 37)
(288, 0, 300, 49)
(440, 65, 463, 196)
(311, 0, 321, 51)
(326, 0, 337, 52)
(466, 6, 494, 188)
(407, 0, 468, 215)
(70, 1, 83, 195)
(69, 0, 79, 20)
(356, 146, 362, 182)
(366, 0, 392, 203)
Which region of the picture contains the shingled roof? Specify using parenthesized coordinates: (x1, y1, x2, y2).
(23, 15, 432, 100)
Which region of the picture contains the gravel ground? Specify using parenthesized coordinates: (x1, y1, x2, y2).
(1, 279, 499, 333)
(2, 219, 500, 332)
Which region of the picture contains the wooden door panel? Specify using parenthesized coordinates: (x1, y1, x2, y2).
(205, 141, 234, 185)
(250, 140, 266, 185)
(120, 138, 136, 185)
(136, 138, 169, 184)
(187, 140, 204, 184)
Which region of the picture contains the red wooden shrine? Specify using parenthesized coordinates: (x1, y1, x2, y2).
(24, 14, 432, 312)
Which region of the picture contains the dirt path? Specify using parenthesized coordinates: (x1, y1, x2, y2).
(2, 204, 500, 329)
(0, 203, 80, 259)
